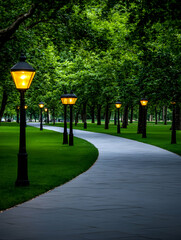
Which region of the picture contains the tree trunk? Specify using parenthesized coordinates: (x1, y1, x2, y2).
(75, 111, 79, 126)
(82, 102, 87, 129)
(52, 109, 55, 125)
(0, 90, 8, 123)
(91, 105, 95, 123)
(97, 104, 101, 125)
(105, 103, 109, 129)
(164, 106, 167, 125)
(137, 103, 143, 133)
(155, 106, 157, 124)
(122, 104, 129, 128)
(130, 106, 133, 123)
(114, 111, 117, 125)
(175, 105, 181, 130)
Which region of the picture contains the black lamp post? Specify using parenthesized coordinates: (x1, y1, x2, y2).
(171, 101, 176, 144)
(140, 98, 148, 138)
(44, 107, 48, 123)
(61, 91, 77, 146)
(115, 101, 122, 134)
(60, 94, 68, 144)
(39, 102, 44, 130)
(11, 53, 35, 186)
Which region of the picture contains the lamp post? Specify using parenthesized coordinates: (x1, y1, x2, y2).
(11, 53, 35, 186)
(140, 98, 148, 138)
(115, 101, 122, 134)
(171, 101, 176, 144)
(44, 107, 48, 123)
(61, 94, 68, 144)
(39, 102, 44, 130)
(61, 91, 77, 146)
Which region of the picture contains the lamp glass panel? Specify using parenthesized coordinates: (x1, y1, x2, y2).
(11, 71, 35, 90)
(115, 103, 122, 109)
(68, 98, 77, 105)
(140, 100, 148, 106)
(61, 98, 68, 105)
(39, 104, 44, 108)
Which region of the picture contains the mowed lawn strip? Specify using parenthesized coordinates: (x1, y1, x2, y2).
(49, 121, 181, 156)
(0, 124, 98, 211)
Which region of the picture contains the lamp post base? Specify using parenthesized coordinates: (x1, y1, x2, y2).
(69, 133, 73, 146)
(15, 152, 29, 186)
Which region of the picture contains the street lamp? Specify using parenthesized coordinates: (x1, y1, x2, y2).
(11, 53, 35, 186)
(171, 101, 176, 144)
(44, 107, 48, 123)
(140, 98, 148, 138)
(61, 93, 68, 144)
(115, 101, 122, 134)
(39, 101, 44, 130)
(61, 91, 77, 146)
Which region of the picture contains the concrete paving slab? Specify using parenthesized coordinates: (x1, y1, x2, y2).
(0, 123, 181, 240)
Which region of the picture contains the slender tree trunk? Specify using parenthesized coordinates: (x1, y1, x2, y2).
(114, 111, 117, 125)
(105, 103, 109, 129)
(83, 102, 87, 129)
(130, 106, 133, 123)
(0, 90, 8, 123)
(91, 105, 95, 123)
(97, 104, 101, 125)
(137, 103, 143, 133)
(52, 109, 55, 125)
(122, 104, 129, 128)
(164, 106, 167, 125)
(75, 111, 79, 126)
(175, 105, 181, 130)
(155, 106, 158, 124)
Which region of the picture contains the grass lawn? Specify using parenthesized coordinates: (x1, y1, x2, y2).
(49, 121, 181, 156)
(0, 123, 98, 211)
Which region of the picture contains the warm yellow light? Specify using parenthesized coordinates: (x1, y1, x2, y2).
(140, 99, 148, 106)
(61, 98, 68, 105)
(39, 103, 44, 109)
(11, 71, 35, 90)
(115, 103, 122, 109)
(68, 97, 77, 105)
(44, 108, 48, 112)
(24, 105, 28, 109)
(61, 97, 77, 105)
(171, 101, 176, 105)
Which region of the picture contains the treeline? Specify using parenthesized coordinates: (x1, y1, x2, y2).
(0, 0, 180, 128)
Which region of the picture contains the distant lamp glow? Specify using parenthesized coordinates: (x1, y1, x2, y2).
(39, 102, 44, 109)
(44, 107, 48, 112)
(11, 54, 35, 90)
(115, 101, 122, 109)
(171, 101, 176, 105)
(61, 92, 77, 105)
(140, 98, 148, 106)
(115, 101, 121, 134)
(24, 105, 28, 110)
(39, 102, 44, 130)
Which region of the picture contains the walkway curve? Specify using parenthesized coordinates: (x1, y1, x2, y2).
(1, 123, 181, 240)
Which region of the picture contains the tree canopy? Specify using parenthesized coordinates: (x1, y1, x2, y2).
(0, 0, 180, 123)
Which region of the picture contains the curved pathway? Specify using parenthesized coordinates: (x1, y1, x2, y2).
(0, 123, 181, 240)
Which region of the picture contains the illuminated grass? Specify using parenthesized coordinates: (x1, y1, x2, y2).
(0, 124, 98, 211)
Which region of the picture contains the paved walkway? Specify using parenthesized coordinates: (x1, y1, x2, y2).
(1, 123, 181, 240)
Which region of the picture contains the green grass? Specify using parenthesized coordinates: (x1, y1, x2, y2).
(48, 121, 181, 156)
(0, 123, 98, 211)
